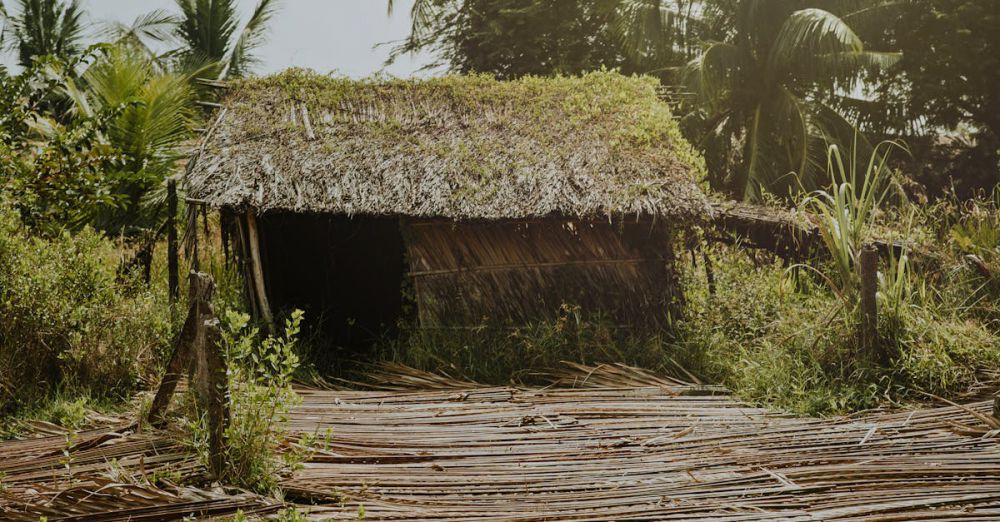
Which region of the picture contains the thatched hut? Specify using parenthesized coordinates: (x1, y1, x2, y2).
(186, 70, 711, 351)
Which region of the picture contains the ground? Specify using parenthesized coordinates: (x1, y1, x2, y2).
(1, 364, 999, 521)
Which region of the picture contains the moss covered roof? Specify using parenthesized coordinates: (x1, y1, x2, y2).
(186, 69, 710, 220)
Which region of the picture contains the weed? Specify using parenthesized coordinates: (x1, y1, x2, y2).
(199, 309, 304, 494)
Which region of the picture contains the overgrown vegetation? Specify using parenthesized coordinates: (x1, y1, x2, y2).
(675, 149, 1000, 414)
(381, 307, 674, 384)
(207, 309, 303, 494)
(0, 201, 170, 416)
(385, 147, 1000, 416)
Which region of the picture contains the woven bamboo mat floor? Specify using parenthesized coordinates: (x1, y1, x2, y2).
(1, 363, 998, 521)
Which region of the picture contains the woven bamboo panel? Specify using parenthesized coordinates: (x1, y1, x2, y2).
(403, 219, 682, 328)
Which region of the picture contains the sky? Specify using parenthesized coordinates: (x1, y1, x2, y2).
(1, 0, 441, 77)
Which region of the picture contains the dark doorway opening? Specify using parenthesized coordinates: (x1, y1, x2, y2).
(257, 213, 408, 371)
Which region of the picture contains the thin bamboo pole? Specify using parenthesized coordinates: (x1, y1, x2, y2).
(245, 210, 275, 333)
(167, 179, 180, 313)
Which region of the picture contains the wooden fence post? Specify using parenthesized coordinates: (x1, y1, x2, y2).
(147, 270, 230, 478)
(192, 316, 229, 479)
(859, 244, 880, 362)
(167, 179, 180, 314)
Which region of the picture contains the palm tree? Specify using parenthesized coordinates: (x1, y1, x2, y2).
(680, 1, 898, 200)
(0, 0, 85, 67)
(173, 0, 278, 79)
(609, 0, 712, 74)
(60, 44, 196, 232)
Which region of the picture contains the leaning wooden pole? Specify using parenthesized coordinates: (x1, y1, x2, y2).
(245, 210, 275, 334)
(147, 272, 216, 425)
(859, 244, 880, 362)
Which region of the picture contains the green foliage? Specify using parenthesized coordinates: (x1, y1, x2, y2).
(389, 0, 710, 80)
(681, 1, 899, 200)
(0, 58, 129, 234)
(1, 0, 85, 67)
(0, 202, 171, 414)
(877, 0, 1000, 141)
(72, 44, 196, 232)
(381, 307, 673, 385)
(678, 243, 999, 416)
(389, 0, 633, 79)
(207, 309, 302, 494)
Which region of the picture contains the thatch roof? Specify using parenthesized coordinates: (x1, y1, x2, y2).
(186, 69, 711, 220)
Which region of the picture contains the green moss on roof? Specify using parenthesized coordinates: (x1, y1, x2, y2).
(188, 69, 710, 220)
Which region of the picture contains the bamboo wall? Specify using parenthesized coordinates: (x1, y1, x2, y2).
(402, 218, 682, 330)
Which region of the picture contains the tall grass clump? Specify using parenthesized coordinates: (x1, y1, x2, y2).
(0, 202, 171, 414)
(380, 307, 675, 385)
(801, 142, 898, 312)
(675, 144, 1000, 415)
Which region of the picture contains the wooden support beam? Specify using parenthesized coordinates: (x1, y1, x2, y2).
(167, 179, 180, 313)
(710, 201, 912, 261)
(245, 210, 275, 333)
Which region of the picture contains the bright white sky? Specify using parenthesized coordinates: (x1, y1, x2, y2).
(1, 0, 441, 77)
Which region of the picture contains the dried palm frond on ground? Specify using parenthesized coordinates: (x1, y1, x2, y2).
(2, 363, 999, 520)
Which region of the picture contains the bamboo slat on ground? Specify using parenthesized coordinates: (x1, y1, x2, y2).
(1, 363, 998, 521)
(284, 364, 1000, 521)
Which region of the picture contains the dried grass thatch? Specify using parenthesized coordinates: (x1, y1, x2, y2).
(186, 69, 710, 220)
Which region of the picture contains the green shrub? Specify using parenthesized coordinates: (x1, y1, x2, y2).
(0, 204, 170, 413)
(678, 242, 1000, 416)
(198, 309, 303, 494)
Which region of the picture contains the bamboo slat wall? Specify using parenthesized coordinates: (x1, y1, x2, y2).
(402, 218, 682, 329)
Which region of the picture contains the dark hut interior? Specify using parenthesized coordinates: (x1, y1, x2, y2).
(253, 212, 409, 355)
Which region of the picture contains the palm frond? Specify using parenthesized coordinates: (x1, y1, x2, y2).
(5, 0, 87, 67)
(683, 41, 745, 113)
(766, 8, 862, 79)
(408, 0, 441, 42)
(174, 0, 239, 66)
(100, 9, 178, 59)
(226, 0, 279, 79)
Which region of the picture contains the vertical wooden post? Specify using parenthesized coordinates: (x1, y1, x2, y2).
(192, 316, 228, 479)
(703, 251, 717, 297)
(859, 244, 880, 362)
(167, 179, 180, 313)
(245, 210, 275, 334)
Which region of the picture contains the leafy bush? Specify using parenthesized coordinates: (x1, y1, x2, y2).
(0, 203, 170, 414)
(200, 309, 303, 494)
(0, 56, 128, 235)
(679, 240, 1000, 416)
